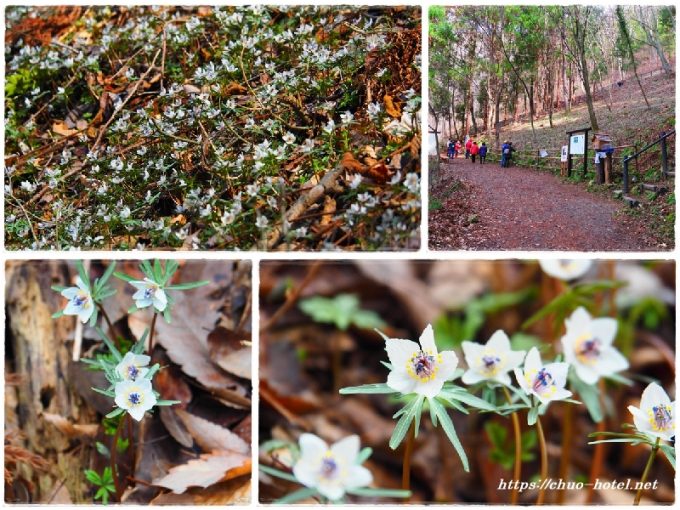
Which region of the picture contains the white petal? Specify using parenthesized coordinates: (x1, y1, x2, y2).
(486, 330, 511, 352)
(75, 276, 89, 291)
(641, 382, 672, 412)
(438, 350, 458, 381)
(387, 370, 416, 395)
(505, 350, 527, 371)
(135, 297, 153, 309)
(524, 348, 542, 373)
(567, 307, 592, 330)
(316, 481, 345, 501)
(628, 405, 649, 433)
(418, 324, 437, 353)
(128, 406, 146, 422)
(514, 368, 529, 393)
(153, 293, 168, 312)
(545, 362, 569, 388)
(597, 347, 629, 375)
(495, 372, 512, 386)
(552, 388, 573, 401)
(385, 338, 419, 368)
(462, 369, 486, 385)
(61, 287, 78, 299)
(345, 465, 373, 489)
(77, 306, 93, 324)
(293, 460, 320, 489)
(331, 435, 360, 464)
(574, 363, 599, 385)
(63, 301, 81, 316)
(591, 317, 618, 346)
(414, 378, 445, 399)
(299, 433, 328, 460)
(129, 280, 148, 290)
(461, 341, 484, 366)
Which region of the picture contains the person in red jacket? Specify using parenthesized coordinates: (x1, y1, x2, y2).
(454, 140, 462, 158)
(465, 138, 472, 159)
(469, 140, 479, 163)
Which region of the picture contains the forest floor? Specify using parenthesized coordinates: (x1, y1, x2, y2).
(429, 159, 670, 251)
(499, 62, 675, 158)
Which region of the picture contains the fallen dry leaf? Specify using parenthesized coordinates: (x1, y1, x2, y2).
(151, 452, 250, 494)
(42, 413, 99, 438)
(175, 409, 249, 454)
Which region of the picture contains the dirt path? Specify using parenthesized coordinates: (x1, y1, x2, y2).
(429, 160, 667, 251)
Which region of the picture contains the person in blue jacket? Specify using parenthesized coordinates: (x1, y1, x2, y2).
(479, 142, 488, 164)
(500, 140, 510, 167)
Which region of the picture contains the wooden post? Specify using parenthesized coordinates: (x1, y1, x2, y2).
(567, 141, 572, 177)
(660, 135, 669, 178)
(583, 135, 589, 177)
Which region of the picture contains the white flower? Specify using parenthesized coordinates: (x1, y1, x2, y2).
(61, 276, 95, 323)
(539, 260, 593, 281)
(628, 382, 675, 441)
(384, 324, 458, 398)
(515, 347, 571, 404)
(116, 352, 150, 382)
(404, 172, 419, 193)
(256, 215, 269, 229)
(114, 378, 157, 421)
(293, 434, 372, 501)
(130, 278, 167, 312)
(120, 206, 131, 219)
(282, 131, 296, 145)
(349, 174, 362, 189)
(340, 111, 354, 125)
(561, 307, 628, 384)
(323, 119, 335, 134)
(301, 138, 315, 153)
(367, 102, 381, 120)
(461, 330, 525, 386)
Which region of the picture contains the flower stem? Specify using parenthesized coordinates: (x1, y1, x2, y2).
(148, 312, 158, 353)
(556, 402, 573, 504)
(586, 379, 608, 503)
(110, 415, 124, 501)
(402, 422, 415, 493)
(535, 416, 548, 505)
(502, 386, 522, 505)
(97, 303, 119, 347)
(634, 437, 660, 505)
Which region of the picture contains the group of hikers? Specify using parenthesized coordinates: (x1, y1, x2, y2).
(446, 137, 516, 167)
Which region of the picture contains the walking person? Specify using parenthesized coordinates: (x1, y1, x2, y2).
(454, 140, 462, 158)
(465, 137, 472, 159)
(447, 139, 455, 159)
(469, 140, 479, 163)
(479, 142, 487, 164)
(500, 140, 510, 168)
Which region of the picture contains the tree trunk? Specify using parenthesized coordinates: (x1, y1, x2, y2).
(617, 6, 651, 109)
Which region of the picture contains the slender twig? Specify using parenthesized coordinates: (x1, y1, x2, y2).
(260, 261, 322, 333)
(634, 437, 660, 505)
(148, 312, 158, 352)
(535, 416, 548, 505)
(402, 422, 415, 493)
(110, 416, 124, 501)
(502, 386, 522, 505)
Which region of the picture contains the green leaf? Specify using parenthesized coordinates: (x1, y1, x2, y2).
(105, 408, 125, 419)
(356, 447, 373, 464)
(95, 327, 122, 362)
(51, 310, 65, 319)
(75, 260, 91, 289)
(521, 292, 573, 329)
(299, 294, 385, 331)
(95, 441, 110, 458)
(660, 444, 675, 470)
(259, 464, 298, 483)
(275, 487, 319, 504)
(339, 383, 398, 395)
(155, 399, 182, 406)
(346, 487, 412, 498)
(389, 395, 423, 450)
(113, 271, 136, 282)
(84, 469, 102, 485)
(441, 389, 497, 411)
(92, 387, 116, 398)
(413, 396, 425, 437)
(165, 280, 210, 290)
(51, 284, 67, 292)
(527, 406, 539, 426)
(430, 397, 469, 472)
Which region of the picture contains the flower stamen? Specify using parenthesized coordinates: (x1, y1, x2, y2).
(406, 350, 441, 382)
(649, 404, 673, 431)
